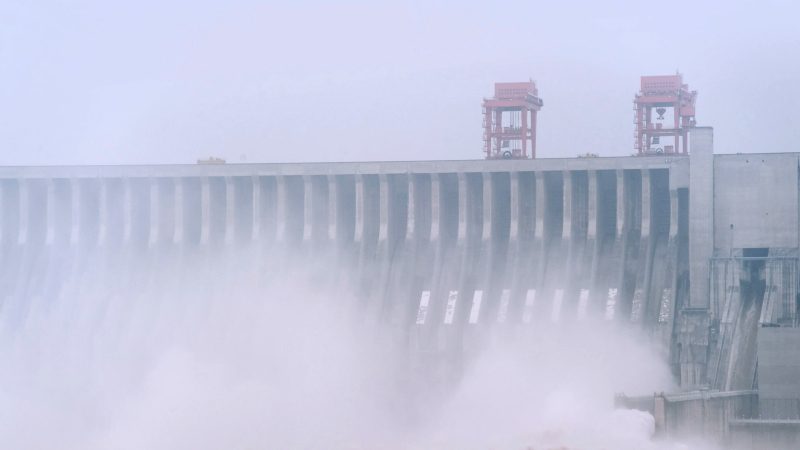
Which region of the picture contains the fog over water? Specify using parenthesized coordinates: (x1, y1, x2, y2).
(0, 242, 713, 449)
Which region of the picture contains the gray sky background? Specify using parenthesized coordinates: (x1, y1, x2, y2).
(1, 0, 798, 165)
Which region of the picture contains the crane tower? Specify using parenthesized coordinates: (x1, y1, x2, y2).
(483, 81, 543, 159)
(634, 74, 697, 155)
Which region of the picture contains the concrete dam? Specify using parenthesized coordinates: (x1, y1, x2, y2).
(3, 127, 800, 447)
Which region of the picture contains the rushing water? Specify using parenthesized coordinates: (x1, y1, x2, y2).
(0, 242, 710, 449)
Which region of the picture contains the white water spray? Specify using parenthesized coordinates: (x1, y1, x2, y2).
(0, 245, 711, 449)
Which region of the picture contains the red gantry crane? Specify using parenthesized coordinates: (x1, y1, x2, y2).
(483, 81, 543, 159)
(634, 73, 697, 155)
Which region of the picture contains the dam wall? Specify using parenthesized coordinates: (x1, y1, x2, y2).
(3, 127, 800, 393)
(0, 154, 692, 374)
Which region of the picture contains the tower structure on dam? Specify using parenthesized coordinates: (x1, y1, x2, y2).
(634, 74, 697, 155)
(483, 81, 543, 159)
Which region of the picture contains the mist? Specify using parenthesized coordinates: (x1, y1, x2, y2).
(2, 1, 794, 448)
(0, 240, 710, 449)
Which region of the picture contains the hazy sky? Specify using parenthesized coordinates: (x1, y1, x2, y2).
(1, 0, 798, 165)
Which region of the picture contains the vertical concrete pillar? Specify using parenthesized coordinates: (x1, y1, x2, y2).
(506, 171, 531, 324)
(482, 172, 512, 325)
(430, 174, 441, 242)
(353, 174, 380, 317)
(535, 174, 545, 242)
(225, 177, 235, 245)
(641, 169, 651, 240)
(45, 180, 56, 246)
(377, 175, 407, 322)
(98, 179, 108, 246)
(509, 172, 520, 242)
(619, 170, 637, 321)
(28, 180, 47, 246)
(566, 171, 591, 317)
(174, 178, 184, 244)
(148, 178, 160, 247)
(208, 178, 226, 245)
(406, 174, 417, 242)
(516, 173, 535, 242)
(327, 175, 339, 242)
(353, 175, 379, 251)
(69, 179, 79, 246)
(379, 174, 389, 245)
(390, 175, 409, 249)
(388, 174, 422, 329)
(303, 176, 314, 244)
(481, 172, 493, 242)
(616, 170, 626, 239)
(689, 127, 714, 308)
(460, 173, 484, 327)
(403, 174, 431, 330)
(670, 188, 680, 240)
(587, 171, 597, 242)
(122, 179, 132, 245)
(578, 171, 598, 320)
(354, 175, 364, 244)
(531, 172, 546, 300)
(631, 169, 652, 324)
(562, 171, 573, 241)
(457, 173, 468, 244)
(16, 180, 28, 245)
(200, 177, 211, 245)
(251, 177, 261, 241)
(429, 173, 463, 328)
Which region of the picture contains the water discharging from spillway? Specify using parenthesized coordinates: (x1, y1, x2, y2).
(0, 240, 706, 450)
